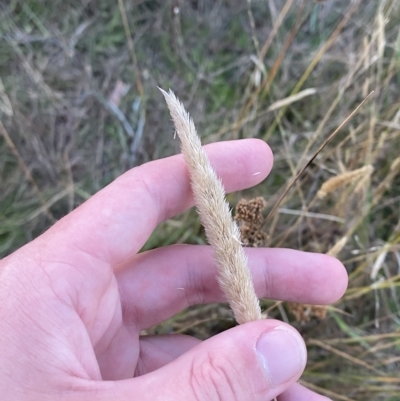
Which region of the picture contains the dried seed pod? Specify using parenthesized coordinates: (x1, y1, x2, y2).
(235, 197, 268, 248)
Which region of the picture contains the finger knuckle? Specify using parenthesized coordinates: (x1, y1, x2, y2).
(189, 351, 246, 401)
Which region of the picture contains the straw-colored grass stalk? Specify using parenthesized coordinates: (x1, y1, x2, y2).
(160, 88, 261, 324)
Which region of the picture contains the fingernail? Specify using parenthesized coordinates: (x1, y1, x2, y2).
(256, 326, 306, 387)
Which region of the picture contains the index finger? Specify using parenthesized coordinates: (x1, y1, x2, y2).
(42, 139, 273, 265)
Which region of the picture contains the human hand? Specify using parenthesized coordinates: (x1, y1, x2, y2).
(0, 139, 347, 401)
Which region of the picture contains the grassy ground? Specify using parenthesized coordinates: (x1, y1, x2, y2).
(1, 0, 400, 399)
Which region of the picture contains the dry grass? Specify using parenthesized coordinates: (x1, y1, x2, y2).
(1, 1, 400, 400)
(161, 88, 261, 324)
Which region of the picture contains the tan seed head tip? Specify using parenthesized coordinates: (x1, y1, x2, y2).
(158, 87, 182, 112)
(159, 87, 195, 137)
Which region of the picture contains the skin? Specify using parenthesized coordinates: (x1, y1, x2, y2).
(0, 139, 347, 401)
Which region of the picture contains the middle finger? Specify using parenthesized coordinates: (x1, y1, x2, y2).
(116, 245, 347, 330)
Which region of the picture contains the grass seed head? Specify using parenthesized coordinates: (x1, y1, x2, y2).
(160, 88, 262, 324)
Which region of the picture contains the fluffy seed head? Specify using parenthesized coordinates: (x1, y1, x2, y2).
(160, 88, 261, 324)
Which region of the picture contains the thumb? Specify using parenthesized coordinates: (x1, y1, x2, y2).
(109, 320, 307, 401)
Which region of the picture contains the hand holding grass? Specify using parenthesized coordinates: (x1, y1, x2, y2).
(0, 137, 347, 400)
